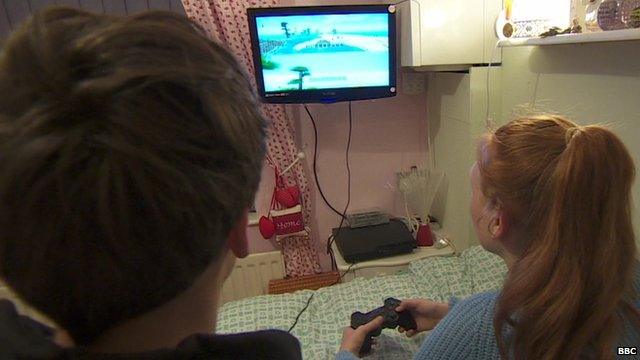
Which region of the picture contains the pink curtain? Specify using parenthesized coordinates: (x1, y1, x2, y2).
(182, 0, 321, 277)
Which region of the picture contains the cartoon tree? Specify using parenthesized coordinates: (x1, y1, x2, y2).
(290, 66, 310, 90)
(281, 22, 290, 38)
(287, 79, 301, 90)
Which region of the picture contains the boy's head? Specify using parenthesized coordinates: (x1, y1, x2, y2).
(0, 7, 265, 344)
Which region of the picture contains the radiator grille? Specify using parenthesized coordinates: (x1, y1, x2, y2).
(221, 251, 285, 304)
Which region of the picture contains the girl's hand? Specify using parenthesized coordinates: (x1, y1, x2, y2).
(396, 299, 449, 337)
(339, 316, 385, 357)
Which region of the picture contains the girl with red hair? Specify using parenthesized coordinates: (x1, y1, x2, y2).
(339, 115, 640, 359)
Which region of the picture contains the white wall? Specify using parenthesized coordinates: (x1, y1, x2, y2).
(429, 41, 640, 250)
(500, 43, 640, 246)
(427, 65, 502, 250)
(427, 72, 475, 249)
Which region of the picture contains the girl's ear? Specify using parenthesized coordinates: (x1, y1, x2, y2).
(490, 206, 509, 240)
(487, 200, 509, 240)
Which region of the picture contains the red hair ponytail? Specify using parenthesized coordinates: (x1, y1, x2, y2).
(478, 116, 639, 359)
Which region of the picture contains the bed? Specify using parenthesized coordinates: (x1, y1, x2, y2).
(216, 246, 508, 359)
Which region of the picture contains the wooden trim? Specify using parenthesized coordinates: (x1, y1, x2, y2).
(268, 272, 340, 294)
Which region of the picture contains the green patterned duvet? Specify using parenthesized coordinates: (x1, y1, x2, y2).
(216, 246, 507, 359)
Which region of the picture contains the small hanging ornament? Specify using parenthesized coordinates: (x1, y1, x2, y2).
(276, 188, 298, 208)
(286, 186, 301, 203)
(258, 215, 275, 239)
(258, 153, 306, 240)
(271, 204, 305, 235)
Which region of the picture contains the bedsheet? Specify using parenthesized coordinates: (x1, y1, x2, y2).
(216, 246, 507, 359)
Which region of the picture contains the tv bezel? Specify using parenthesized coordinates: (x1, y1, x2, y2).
(247, 5, 397, 104)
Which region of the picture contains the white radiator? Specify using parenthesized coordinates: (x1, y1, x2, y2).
(221, 251, 285, 304)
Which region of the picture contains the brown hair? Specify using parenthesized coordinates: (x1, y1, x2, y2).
(478, 115, 639, 359)
(0, 7, 265, 344)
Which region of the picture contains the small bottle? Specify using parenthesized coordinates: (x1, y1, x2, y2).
(586, 0, 603, 32)
(598, 0, 626, 30)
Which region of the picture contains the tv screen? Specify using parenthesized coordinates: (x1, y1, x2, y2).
(247, 5, 396, 104)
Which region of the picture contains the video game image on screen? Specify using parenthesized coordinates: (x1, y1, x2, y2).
(255, 13, 390, 92)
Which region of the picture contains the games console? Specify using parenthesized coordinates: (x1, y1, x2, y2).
(350, 297, 417, 356)
(333, 218, 415, 263)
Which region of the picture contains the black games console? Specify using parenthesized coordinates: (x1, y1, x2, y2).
(333, 219, 415, 263)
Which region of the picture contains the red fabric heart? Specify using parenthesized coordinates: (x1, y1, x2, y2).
(258, 216, 275, 239)
(286, 186, 300, 204)
(275, 188, 297, 208)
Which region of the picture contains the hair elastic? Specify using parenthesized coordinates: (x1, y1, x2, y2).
(565, 126, 584, 145)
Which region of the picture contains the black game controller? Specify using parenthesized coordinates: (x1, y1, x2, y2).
(350, 297, 417, 356)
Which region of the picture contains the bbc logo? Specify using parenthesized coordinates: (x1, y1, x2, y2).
(617, 347, 637, 355)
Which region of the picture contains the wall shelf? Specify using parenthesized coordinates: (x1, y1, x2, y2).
(498, 28, 640, 47)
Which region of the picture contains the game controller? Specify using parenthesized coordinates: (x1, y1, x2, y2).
(350, 297, 417, 356)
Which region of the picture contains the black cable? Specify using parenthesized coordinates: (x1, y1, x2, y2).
(287, 262, 357, 333)
(288, 102, 355, 332)
(304, 104, 348, 220)
(287, 293, 315, 333)
(326, 102, 353, 271)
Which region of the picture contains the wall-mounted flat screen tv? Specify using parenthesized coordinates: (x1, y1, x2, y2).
(247, 5, 397, 104)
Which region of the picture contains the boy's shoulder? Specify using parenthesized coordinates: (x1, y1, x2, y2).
(175, 329, 302, 360)
(0, 299, 301, 360)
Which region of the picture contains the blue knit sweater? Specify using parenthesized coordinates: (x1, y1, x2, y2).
(336, 288, 640, 360)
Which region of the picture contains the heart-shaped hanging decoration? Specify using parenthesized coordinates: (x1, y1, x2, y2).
(286, 186, 300, 205)
(275, 188, 297, 208)
(258, 216, 275, 239)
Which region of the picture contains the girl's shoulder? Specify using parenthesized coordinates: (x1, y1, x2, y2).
(414, 292, 502, 360)
(450, 291, 500, 315)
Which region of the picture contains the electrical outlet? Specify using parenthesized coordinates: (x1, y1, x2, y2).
(401, 72, 426, 95)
